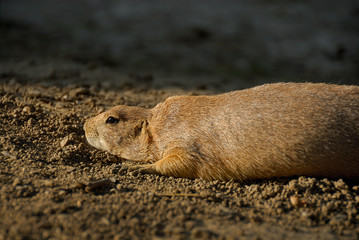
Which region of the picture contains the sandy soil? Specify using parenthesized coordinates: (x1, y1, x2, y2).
(1, 77, 359, 240)
(1, 4, 359, 239)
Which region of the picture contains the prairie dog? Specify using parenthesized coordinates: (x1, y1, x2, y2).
(84, 83, 359, 181)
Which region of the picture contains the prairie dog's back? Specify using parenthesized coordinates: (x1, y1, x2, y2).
(149, 83, 359, 180)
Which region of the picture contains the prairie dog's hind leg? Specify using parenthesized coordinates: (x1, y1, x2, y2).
(122, 148, 199, 179)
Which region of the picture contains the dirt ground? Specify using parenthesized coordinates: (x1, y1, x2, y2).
(1, 5, 359, 239)
(1, 77, 359, 240)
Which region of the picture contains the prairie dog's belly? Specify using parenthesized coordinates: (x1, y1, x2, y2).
(150, 88, 359, 180)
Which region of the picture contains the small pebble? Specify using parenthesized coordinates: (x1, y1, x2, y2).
(66, 166, 76, 173)
(60, 136, 70, 148)
(12, 178, 22, 187)
(85, 179, 113, 192)
(22, 105, 35, 113)
(2, 151, 16, 160)
(27, 118, 36, 126)
(69, 87, 89, 98)
(290, 195, 305, 207)
(100, 217, 111, 225)
(76, 200, 83, 207)
(43, 180, 55, 187)
(58, 190, 67, 196)
(108, 155, 120, 163)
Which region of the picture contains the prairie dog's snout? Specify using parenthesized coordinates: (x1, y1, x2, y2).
(84, 114, 106, 151)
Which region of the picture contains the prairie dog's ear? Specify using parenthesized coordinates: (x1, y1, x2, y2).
(142, 120, 149, 128)
(134, 120, 148, 137)
(136, 120, 149, 137)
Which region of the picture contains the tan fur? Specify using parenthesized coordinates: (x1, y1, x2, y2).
(84, 83, 359, 181)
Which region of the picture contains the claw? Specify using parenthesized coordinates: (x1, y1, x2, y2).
(119, 164, 159, 176)
(119, 165, 130, 173)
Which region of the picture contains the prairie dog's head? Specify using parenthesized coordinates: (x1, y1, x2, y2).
(84, 105, 150, 159)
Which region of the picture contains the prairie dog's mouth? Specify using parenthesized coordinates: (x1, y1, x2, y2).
(84, 117, 108, 151)
(85, 135, 108, 152)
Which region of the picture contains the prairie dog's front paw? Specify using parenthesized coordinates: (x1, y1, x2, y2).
(120, 164, 159, 176)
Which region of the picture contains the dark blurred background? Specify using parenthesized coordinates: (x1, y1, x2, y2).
(1, 0, 358, 90)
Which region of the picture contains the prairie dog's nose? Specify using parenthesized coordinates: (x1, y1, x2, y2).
(83, 119, 90, 132)
(83, 117, 97, 140)
(83, 119, 90, 131)
(84, 116, 96, 132)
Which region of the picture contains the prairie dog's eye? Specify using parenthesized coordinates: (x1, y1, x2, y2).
(106, 116, 119, 124)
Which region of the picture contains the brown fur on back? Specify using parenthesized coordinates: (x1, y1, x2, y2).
(84, 83, 359, 181)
